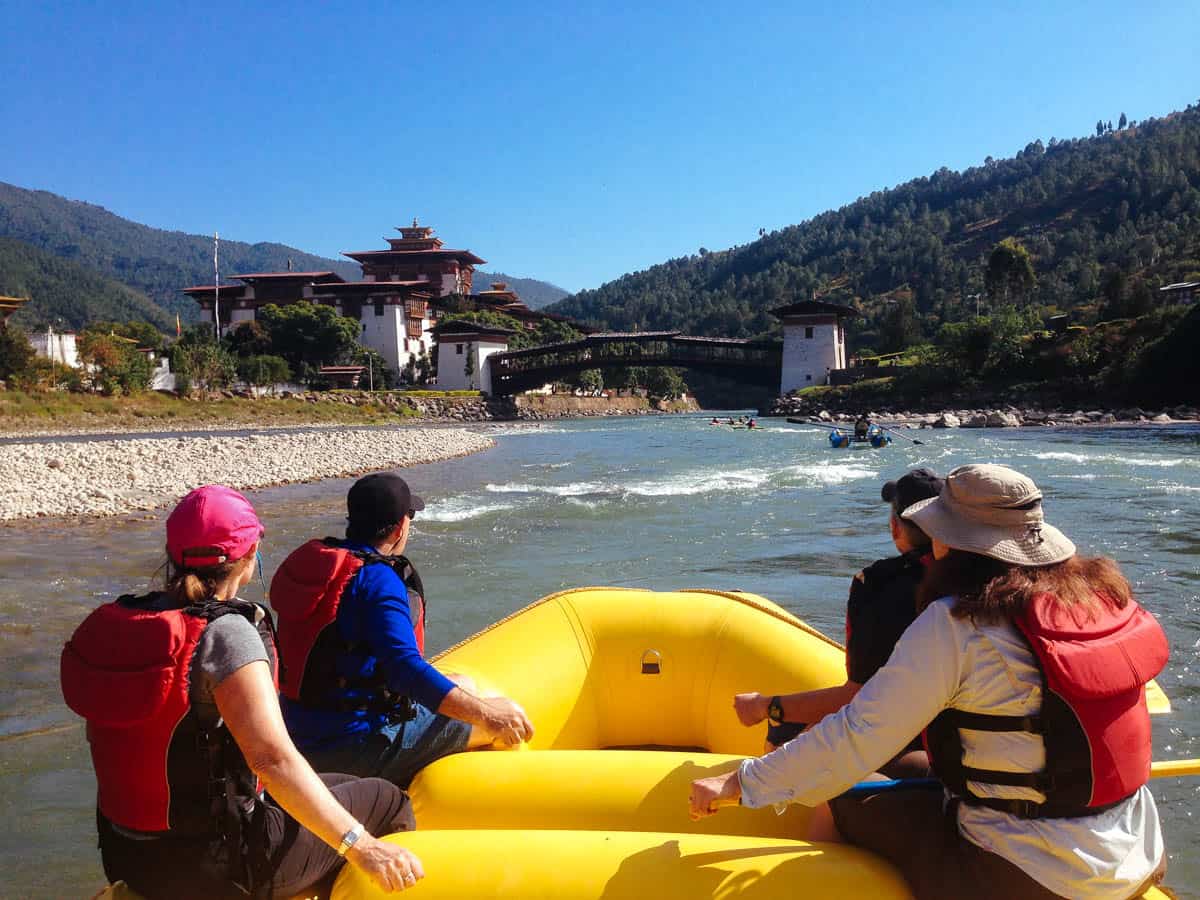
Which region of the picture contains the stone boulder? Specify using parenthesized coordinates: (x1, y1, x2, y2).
(962, 414, 988, 428)
(932, 412, 961, 428)
(986, 411, 1021, 428)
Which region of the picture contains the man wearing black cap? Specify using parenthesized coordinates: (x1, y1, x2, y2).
(271, 472, 534, 787)
(733, 468, 942, 767)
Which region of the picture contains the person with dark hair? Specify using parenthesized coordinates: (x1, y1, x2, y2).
(733, 468, 942, 766)
(854, 414, 871, 440)
(270, 472, 533, 787)
(61, 485, 422, 899)
(691, 465, 1168, 899)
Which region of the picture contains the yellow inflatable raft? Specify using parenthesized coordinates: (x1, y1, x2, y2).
(331, 587, 1172, 899)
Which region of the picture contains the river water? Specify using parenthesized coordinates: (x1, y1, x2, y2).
(1, 414, 1197, 897)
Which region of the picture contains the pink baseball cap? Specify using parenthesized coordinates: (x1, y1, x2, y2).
(166, 485, 264, 567)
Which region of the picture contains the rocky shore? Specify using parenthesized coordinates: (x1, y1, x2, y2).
(765, 394, 1199, 428)
(0, 427, 494, 522)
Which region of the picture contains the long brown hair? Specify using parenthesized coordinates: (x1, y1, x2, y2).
(160, 552, 244, 606)
(916, 549, 1133, 624)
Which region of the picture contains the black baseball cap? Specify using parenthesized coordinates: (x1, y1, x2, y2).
(881, 467, 943, 516)
(347, 473, 425, 532)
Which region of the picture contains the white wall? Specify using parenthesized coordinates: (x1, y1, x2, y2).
(780, 317, 843, 394)
(28, 331, 79, 368)
(358, 305, 404, 373)
(435, 335, 508, 392)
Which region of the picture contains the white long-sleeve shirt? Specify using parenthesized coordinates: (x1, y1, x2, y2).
(738, 598, 1163, 899)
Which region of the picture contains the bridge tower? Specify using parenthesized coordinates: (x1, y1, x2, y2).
(771, 300, 856, 394)
(431, 320, 516, 394)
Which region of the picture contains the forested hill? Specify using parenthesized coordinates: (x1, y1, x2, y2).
(0, 181, 571, 325)
(475, 272, 569, 308)
(0, 238, 174, 332)
(549, 104, 1200, 349)
(0, 182, 360, 321)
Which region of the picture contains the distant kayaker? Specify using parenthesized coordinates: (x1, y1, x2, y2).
(60, 485, 422, 898)
(710, 417, 720, 425)
(854, 414, 871, 440)
(732, 467, 942, 773)
(270, 473, 534, 788)
(747, 418, 757, 429)
(691, 465, 1168, 900)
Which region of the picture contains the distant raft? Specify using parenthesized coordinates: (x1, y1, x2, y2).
(830, 425, 891, 448)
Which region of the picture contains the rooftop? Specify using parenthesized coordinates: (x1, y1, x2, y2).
(229, 271, 343, 282)
(770, 299, 859, 318)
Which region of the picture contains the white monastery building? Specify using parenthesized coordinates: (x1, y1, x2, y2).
(772, 299, 855, 395)
(183, 222, 561, 388)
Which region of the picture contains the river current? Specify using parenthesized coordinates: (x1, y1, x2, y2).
(1, 414, 1197, 897)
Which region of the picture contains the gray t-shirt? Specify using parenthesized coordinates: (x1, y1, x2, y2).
(189, 605, 270, 725)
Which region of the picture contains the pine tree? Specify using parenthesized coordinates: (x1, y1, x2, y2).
(1118, 112, 1128, 130)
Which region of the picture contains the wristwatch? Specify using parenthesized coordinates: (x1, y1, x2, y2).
(337, 822, 365, 857)
(767, 695, 784, 726)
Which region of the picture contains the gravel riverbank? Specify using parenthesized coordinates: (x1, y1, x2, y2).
(0, 427, 495, 521)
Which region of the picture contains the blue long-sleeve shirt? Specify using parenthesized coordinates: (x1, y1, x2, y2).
(282, 544, 456, 749)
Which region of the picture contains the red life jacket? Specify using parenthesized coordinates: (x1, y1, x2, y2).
(925, 592, 1169, 819)
(269, 538, 427, 713)
(60, 594, 277, 836)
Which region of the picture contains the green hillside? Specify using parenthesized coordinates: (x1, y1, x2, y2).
(0, 182, 360, 322)
(550, 104, 1200, 350)
(0, 181, 570, 325)
(0, 238, 174, 332)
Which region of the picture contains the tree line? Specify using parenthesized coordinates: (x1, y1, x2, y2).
(549, 102, 1200, 360)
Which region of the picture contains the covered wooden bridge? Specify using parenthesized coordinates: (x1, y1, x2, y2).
(487, 331, 782, 396)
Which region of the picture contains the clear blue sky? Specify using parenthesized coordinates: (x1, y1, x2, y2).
(1, 1, 1196, 293)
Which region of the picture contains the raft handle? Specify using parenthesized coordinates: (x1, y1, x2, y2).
(641, 649, 663, 675)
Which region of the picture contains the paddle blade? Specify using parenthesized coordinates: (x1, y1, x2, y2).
(1146, 679, 1171, 715)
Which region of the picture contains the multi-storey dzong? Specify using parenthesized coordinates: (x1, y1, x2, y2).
(183, 221, 554, 380)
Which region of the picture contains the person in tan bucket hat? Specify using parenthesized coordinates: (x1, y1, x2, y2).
(902, 463, 1075, 566)
(691, 463, 1170, 900)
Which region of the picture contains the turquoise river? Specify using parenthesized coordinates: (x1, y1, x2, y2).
(1, 413, 1197, 897)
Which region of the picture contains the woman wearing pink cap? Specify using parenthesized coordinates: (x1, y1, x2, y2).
(690, 464, 1170, 899)
(62, 485, 424, 898)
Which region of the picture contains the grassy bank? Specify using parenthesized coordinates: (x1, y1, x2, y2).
(0, 390, 418, 433)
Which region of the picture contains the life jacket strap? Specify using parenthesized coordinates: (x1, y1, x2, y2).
(939, 709, 1044, 734)
(959, 792, 1131, 820)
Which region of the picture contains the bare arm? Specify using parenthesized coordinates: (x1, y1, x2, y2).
(436, 686, 534, 746)
(215, 661, 422, 892)
(733, 682, 862, 729)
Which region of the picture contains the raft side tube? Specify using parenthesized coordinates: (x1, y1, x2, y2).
(332, 830, 914, 900)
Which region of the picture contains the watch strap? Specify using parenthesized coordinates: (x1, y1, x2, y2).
(767, 695, 784, 725)
(337, 822, 365, 857)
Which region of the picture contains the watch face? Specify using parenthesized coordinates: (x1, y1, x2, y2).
(768, 697, 784, 723)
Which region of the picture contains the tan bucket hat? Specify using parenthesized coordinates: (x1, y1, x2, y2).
(902, 464, 1076, 566)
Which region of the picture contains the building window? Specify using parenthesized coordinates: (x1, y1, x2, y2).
(404, 338, 410, 351)
(806, 374, 812, 381)
(374, 301, 385, 316)
(455, 344, 463, 355)
(805, 326, 814, 339)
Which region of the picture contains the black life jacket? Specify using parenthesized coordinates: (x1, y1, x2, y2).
(269, 538, 426, 716)
(925, 592, 1169, 819)
(60, 593, 278, 889)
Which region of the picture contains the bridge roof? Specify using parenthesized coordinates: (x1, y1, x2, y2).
(587, 330, 680, 341)
(771, 300, 859, 318)
(673, 335, 781, 349)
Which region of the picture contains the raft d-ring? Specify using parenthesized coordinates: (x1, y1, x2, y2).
(641, 649, 663, 675)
